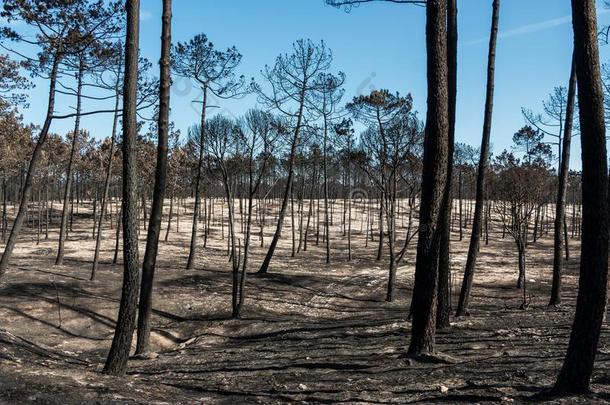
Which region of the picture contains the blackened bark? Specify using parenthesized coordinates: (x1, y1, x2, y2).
(0, 51, 61, 276)
(103, 0, 141, 376)
(136, 0, 172, 356)
(236, 191, 254, 317)
(553, 0, 609, 394)
(113, 208, 121, 264)
(258, 89, 306, 274)
(549, 52, 576, 307)
(323, 120, 331, 264)
(563, 215, 570, 260)
(186, 87, 208, 270)
(408, 0, 449, 355)
(56, 60, 84, 266)
(91, 90, 120, 281)
(376, 198, 384, 260)
(516, 238, 525, 289)
(437, 0, 458, 329)
(517, 239, 526, 305)
(2, 179, 7, 243)
(223, 182, 239, 318)
(347, 162, 352, 261)
(165, 189, 174, 242)
(385, 174, 398, 302)
(458, 171, 463, 240)
(455, 0, 499, 317)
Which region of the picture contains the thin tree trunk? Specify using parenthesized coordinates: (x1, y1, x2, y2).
(113, 208, 121, 265)
(516, 238, 525, 289)
(549, 51, 576, 306)
(0, 52, 61, 276)
(2, 178, 7, 243)
(222, 182, 238, 318)
(563, 215, 570, 260)
(186, 87, 208, 269)
(92, 195, 97, 239)
(553, 0, 609, 393)
(385, 175, 398, 302)
(258, 88, 307, 274)
(437, 0, 458, 330)
(165, 188, 174, 242)
(408, 0, 449, 355)
(290, 185, 296, 257)
(36, 188, 41, 245)
(103, 0, 141, 376)
(516, 238, 526, 302)
(91, 88, 121, 281)
(136, 0, 171, 356)
(376, 197, 384, 260)
(458, 174, 463, 241)
(236, 186, 254, 318)
(303, 161, 317, 252)
(44, 181, 49, 240)
(347, 161, 352, 261)
(324, 121, 331, 264)
(455, 0, 500, 317)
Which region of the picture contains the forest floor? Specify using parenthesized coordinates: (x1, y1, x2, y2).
(1, 199, 610, 404)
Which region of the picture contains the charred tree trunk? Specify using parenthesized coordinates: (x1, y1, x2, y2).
(186, 87, 208, 270)
(563, 215, 570, 260)
(553, 0, 609, 394)
(236, 185, 254, 318)
(103, 0, 141, 376)
(2, 178, 7, 243)
(136, 0, 172, 356)
(347, 161, 352, 261)
(165, 188, 174, 242)
(224, 183, 239, 318)
(91, 83, 121, 281)
(516, 237, 525, 289)
(437, 0, 458, 330)
(376, 197, 384, 260)
(455, 0, 500, 317)
(385, 174, 398, 302)
(549, 51, 576, 307)
(408, 0, 449, 355)
(113, 207, 121, 265)
(56, 60, 84, 266)
(516, 238, 527, 309)
(458, 171, 463, 240)
(323, 121, 331, 264)
(258, 89, 306, 274)
(0, 51, 61, 276)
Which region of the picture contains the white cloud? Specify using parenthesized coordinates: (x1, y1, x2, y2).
(140, 9, 153, 22)
(464, 7, 610, 47)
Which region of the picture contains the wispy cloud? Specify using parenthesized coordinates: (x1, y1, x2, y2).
(464, 7, 610, 47)
(140, 9, 153, 22)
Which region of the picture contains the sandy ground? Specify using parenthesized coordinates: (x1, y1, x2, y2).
(0, 198, 609, 404)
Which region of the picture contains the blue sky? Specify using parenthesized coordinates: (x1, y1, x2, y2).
(15, 0, 610, 169)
